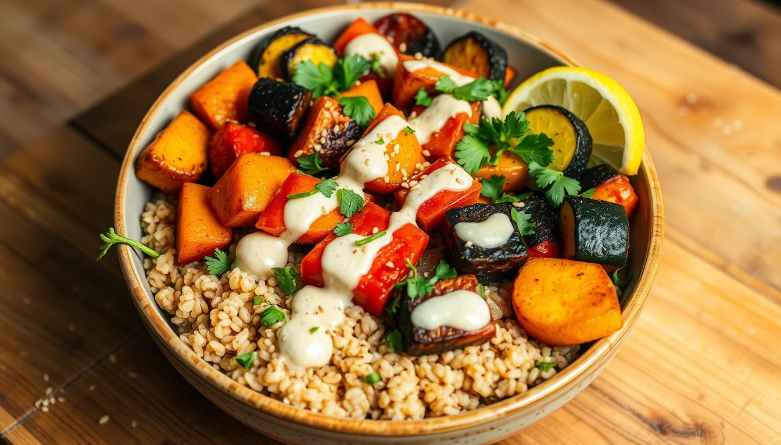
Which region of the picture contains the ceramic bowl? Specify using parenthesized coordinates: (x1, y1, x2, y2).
(115, 3, 664, 444)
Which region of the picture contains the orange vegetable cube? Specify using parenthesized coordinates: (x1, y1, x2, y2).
(190, 60, 257, 130)
(341, 79, 384, 116)
(176, 183, 232, 264)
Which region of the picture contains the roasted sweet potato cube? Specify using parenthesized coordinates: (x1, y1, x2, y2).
(209, 154, 295, 227)
(392, 55, 479, 108)
(341, 79, 384, 115)
(190, 60, 257, 130)
(135, 110, 210, 193)
(176, 183, 232, 264)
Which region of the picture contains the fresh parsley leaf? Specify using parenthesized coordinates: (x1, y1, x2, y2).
(334, 222, 354, 236)
(337, 188, 364, 218)
(309, 327, 319, 334)
(454, 134, 491, 174)
(333, 54, 371, 92)
(287, 190, 318, 200)
(414, 88, 432, 107)
(510, 208, 536, 236)
(381, 329, 403, 353)
(509, 132, 555, 166)
(356, 231, 386, 246)
(253, 295, 263, 305)
(315, 178, 339, 198)
(97, 227, 161, 261)
(395, 260, 457, 299)
(205, 248, 231, 276)
(339, 96, 375, 127)
(535, 360, 556, 372)
(405, 126, 416, 135)
(528, 162, 581, 207)
(479, 175, 523, 203)
(385, 293, 401, 315)
(435, 76, 494, 102)
(490, 80, 509, 105)
(271, 267, 301, 295)
(433, 260, 458, 280)
(434, 75, 457, 93)
(374, 137, 385, 145)
(235, 352, 254, 369)
(364, 372, 381, 384)
(477, 283, 486, 299)
(297, 152, 329, 176)
(292, 60, 336, 99)
(612, 269, 629, 287)
(370, 53, 384, 76)
(582, 188, 596, 198)
(260, 305, 286, 327)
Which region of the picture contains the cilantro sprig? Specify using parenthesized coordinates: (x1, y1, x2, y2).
(479, 175, 531, 204)
(414, 88, 432, 107)
(535, 360, 556, 372)
(97, 228, 161, 261)
(381, 329, 403, 353)
(396, 260, 457, 299)
(528, 162, 581, 207)
(339, 96, 375, 127)
(235, 352, 255, 369)
(205, 248, 231, 276)
(334, 222, 354, 236)
(370, 54, 384, 76)
(297, 152, 328, 176)
(271, 267, 300, 295)
(337, 188, 364, 218)
(581, 188, 596, 198)
(435, 76, 495, 102)
(260, 305, 286, 326)
(510, 208, 536, 236)
(355, 231, 386, 246)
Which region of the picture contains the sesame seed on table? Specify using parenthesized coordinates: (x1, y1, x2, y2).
(0, 0, 780, 443)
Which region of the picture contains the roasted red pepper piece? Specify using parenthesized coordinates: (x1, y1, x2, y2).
(591, 174, 639, 219)
(411, 101, 480, 158)
(394, 157, 481, 233)
(300, 202, 429, 316)
(208, 123, 283, 179)
(527, 240, 560, 259)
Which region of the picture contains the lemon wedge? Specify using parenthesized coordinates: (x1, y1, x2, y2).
(503, 67, 644, 175)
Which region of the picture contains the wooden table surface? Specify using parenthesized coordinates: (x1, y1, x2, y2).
(1, 0, 780, 443)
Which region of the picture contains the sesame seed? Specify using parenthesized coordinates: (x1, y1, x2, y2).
(512, 202, 525, 208)
(45, 387, 52, 395)
(399, 42, 407, 52)
(409, 180, 419, 187)
(384, 175, 390, 182)
(410, 184, 420, 191)
(319, 137, 327, 144)
(57, 397, 65, 403)
(346, 139, 355, 146)
(355, 80, 362, 85)
(456, 178, 464, 184)
(41, 406, 49, 413)
(385, 261, 394, 268)
(395, 163, 400, 171)
(465, 241, 474, 247)
(321, 129, 329, 137)
(294, 150, 304, 158)
(401, 168, 408, 177)
(333, 125, 340, 133)
(414, 52, 423, 59)
(247, 121, 257, 128)
(98, 415, 110, 425)
(409, 111, 418, 119)
(43, 373, 49, 382)
(422, 150, 431, 157)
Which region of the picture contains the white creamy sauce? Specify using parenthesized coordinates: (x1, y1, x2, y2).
(454, 213, 514, 249)
(409, 94, 473, 145)
(411, 290, 491, 331)
(232, 231, 291, 280)
(344, 33, 398, 78)
(398, 163, 473, 221)
(482, 96, 503, 121)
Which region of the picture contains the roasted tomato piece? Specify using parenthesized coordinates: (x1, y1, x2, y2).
(300, 202, 429, 316)
(392, 274, 495, 356)
(394, 157, 481, 233)
(373, 13, 441, 59)
(209, 123, 282, 179)
(410, 100, 480, 159)
(441, 203, 528, 282)
(579, 164, 639, 218)
(518, 193, 561, 258)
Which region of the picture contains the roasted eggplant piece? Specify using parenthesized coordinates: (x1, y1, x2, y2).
(247, 78, 312, 141)
(518, 193, 561, 258)
(250, 26, 314, 79)
(525, 105, 592, 178)
(579, 164, 639, 218)
(281, 38, 338, 79)
(373, 13, 441, 58)
(393, 275, 495, 356)
(288, 96, 362, 172)
(441, 203, 528, 282)
(559, 196, 629, 272)
(442, 31, 508, 82)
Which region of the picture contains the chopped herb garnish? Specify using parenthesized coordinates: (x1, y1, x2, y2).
(260, 305, 286, 327)
(405, 126, 416, 135)
(97, 227, 161, 261)
(364, 372, 381, 384)
(582, 188, 596, 198)
(315, 178, 339, 198)
(287, 189, 319, 200)
(337, 188, 365, 218)
(297, 152, 329, 176)
(235, 352, 255, 369)
(381, 329, 404, 353)
(414, 88, 432, 107)
(292, 55, 370, 98)
(385, 293, 401, 315)
(205, 248, 231, 276)
(535, 360, 556, 372)
(374, 137, 385, 145)
(253, 295, 263, 305)
(396, 260, 457, 299)
(490, 80, 510, 105)
(334, 222, 355, 236)
(612, 269, 629, 287)
(370, 53, 384, 76)
(477, 283, 486, 299)
(339, 96, 375, 127)
(271, 267, 301, 295)
(435, 76, 495, 102)
(528, 162, 581, 207)
(309, 327, 319, 334)
(479, 175, 527, 204)
(510, 208, 536, 236)
(355, 231, 386, 246)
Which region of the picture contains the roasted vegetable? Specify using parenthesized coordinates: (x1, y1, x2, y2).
(559, 196, 628, 272)
(333, 18, 382, 54)
(392, 55, 478, 108)
(189, 60, 257, 130)
(341, 79, 384, 115)
(247, 78, 312, 140)
(300, 202, 429, 316)
(288, 96, 363, 172)
(281, 38, 338, 79)
(393, 274, 495, 355)
(135, 110, 210, 194)
(441, 203, 528, 282)
(525, 105, 592, 178)
(512, 257, 622, 346)
(176, 183, 232, 264)
(579, 164, 639, 218)
(442, 31, 508, 83)
(394, 157, 481, 233)
(518, 193, 561, 258)
(209, 123, 282, 179)
(411, 100, 481, 159)
(374, 13, 441, 58)
(250, 26, 314, 79)
(208, 154, 295, 227)
(333, 18, 396, 94)
(475, 151, 529, 192)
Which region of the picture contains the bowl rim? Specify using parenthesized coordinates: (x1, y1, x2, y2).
(115, 1, 664, 437)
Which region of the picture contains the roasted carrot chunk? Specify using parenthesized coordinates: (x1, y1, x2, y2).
(209, 154, 295, 227)
(341, 79, 384, 116)
(475, 151, 529, 192)
(135, 110, 211, 194)
(333, 18, 382, 54)
(176, 183, 232, 264)
(209, 123, 283, 179)
(190, 60, 257, 130)
(392, 55, 479, 108)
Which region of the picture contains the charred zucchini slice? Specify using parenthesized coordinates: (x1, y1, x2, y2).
(559, 196, 628, 272)
(250, 27, 314, 79)
(393, 275, 495, 356)
(373, 13, 441, 58)
(247, 78, 312, 141)
(525, 105, 592, 178)
(579, 164, 620, 190)
(518, 193, 561, 258)
(441, 203, 528, 282)
(442, 31, 508, 82)
(281, 38, 338, 79)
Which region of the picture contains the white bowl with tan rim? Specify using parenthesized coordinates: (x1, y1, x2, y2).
(114, 3, 664, 444)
